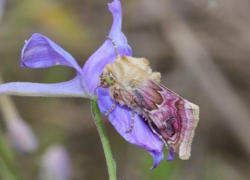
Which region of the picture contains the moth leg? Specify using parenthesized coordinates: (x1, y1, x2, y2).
(106, 36, 120, 59)
(125, 108, 135, 133)
(148, 121, 169, 150)
(105, 101, 116, 116)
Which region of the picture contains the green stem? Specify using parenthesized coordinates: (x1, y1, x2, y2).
(0, 128, 22, 180)
(91, 98, 117, 180)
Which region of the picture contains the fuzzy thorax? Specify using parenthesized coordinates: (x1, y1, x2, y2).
(103, 55, 161, 90)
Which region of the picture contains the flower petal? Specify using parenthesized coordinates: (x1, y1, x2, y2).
(82, 0, 132, 95)
(167, 148, 175, 161)
(0, 75, 86, 98)
(108, 0, 130, 47)
(97, 88, 164, 168)
(21, 33, 82, 73)
(149, 151, 164, 169)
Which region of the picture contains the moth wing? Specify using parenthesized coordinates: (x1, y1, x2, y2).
(133, 80, 199, 160)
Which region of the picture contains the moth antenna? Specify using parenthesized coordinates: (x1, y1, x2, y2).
(148, 121, 169, 150)
(125, 108, 135, 133)
(106, 36, 120, 58)
(105, 101, 116, 116)
(94, 85, 101, 95)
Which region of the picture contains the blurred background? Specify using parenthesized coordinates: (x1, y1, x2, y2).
(0, 0, 250, 179)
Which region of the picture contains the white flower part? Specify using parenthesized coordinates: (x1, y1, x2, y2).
(7, 119, 38, 153)
(40, 145, 71, 180)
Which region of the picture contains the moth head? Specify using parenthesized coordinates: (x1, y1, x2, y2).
(99, 72, 116, 88)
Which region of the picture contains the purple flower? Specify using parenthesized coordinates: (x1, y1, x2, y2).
(39, 145, 71, 180)
(6, 119, 38, 153)
(0, 0, 166, 168)
(167, 148, 175, 161)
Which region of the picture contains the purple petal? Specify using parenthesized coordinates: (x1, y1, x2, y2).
(108, 0, 130, 47)
(149, 151, 164, 170)
(167, 147, 175, 161)
(0, 75, 86, 98)
(82, 0, 132, 95)
(97, 88, 164, 168)
(21, 33, 81, 73)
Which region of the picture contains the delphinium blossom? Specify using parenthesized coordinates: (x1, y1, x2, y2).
(0, 0, 167, 172)
(6, 119, 38, 153)
(39, 145, 71, 180)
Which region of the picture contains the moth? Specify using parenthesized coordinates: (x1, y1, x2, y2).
(99, 37, 199, 160)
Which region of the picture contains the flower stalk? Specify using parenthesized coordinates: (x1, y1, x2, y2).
(91, 98, 117, 180)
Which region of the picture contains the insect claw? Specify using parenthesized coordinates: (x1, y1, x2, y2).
(125, 128, 132, 133)
(125, 123, 134, 133)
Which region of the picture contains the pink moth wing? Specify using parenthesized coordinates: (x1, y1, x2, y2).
(133, 80, 199, 160)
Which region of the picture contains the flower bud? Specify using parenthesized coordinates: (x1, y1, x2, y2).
(6, 119, 38, 153)
(39, 145, 71, 180)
